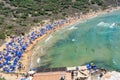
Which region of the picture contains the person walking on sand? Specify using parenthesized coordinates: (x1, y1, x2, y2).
(16, 73, 18, 79)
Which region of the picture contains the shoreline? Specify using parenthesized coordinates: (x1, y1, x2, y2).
(30, 6, 120, 70)
(0, 6, 120, 80)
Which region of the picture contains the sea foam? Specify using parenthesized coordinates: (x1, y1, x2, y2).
(97, 21, 116, 28)
(45, 35, 53, 43)
(97, 21, 110, 27)
(68, 26, 77, 30)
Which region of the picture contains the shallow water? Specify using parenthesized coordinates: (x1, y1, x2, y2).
(39, 10, 120, 71)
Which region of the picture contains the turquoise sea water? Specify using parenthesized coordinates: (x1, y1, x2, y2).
(40, 10, 120, 71)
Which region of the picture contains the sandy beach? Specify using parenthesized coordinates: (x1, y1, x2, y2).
(0, 6, 120, 80)
(28, 6, 120, 71)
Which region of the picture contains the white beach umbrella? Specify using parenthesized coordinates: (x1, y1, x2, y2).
(28, 70, 35, 74)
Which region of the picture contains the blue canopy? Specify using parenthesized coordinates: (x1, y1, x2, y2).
(40, 28, 46, 34)
(20, 42, 23, 46)
(10, 65, 16, 70)
(6, 56, 11, 61)
(11, 50, 15, 54)
(3, 67, 8, 72)
(4, 60, 10, 65)
(46, 25, 53, 30)
(13, 61, 17, 66)
(31, 31, 35, 35)
(86, 63, 92, 70)
(0, 57, 2, 61)
(37, 33, 42, 37)
(14, 57, 20, 63)
(5, 52, 9, 56)
(78, 16, 80, 18)
(16, 51, 19, 56)
(8, 42, 12, 45)
(3, 62, 7, 65)
(22, 45, 27, 50)
(0, 64, 3, 67)
(93, 66, 97, 70)
(6, 44, 9, 48)
(4, 55, 8, 59)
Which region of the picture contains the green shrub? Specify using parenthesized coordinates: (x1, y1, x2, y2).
(0, 30, 6, 39)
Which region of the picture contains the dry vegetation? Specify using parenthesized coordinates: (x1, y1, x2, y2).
(0, 0, 120, 45)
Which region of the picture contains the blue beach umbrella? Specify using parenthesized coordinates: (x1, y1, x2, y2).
(60, 20, 65, 24)
(38, 33, 43, 36)
(4, 51, 9, 56)
(3, 62, 7, 65)
(46, 25, 53, 30)
(31, 31, 35, 35)
(16, 51, 19, 56)
(13, 61, 17, 66)
(3, 67, 8, 72)
(18, 53, 22, 58)
(86, 63, 92, 70)
(11, 50, 15, 54)
(25, 43, 28, 47)
(5, 60, 10, 65)
(6, 69, 10, 73)
(22, 45, 27, 50)
(78, 16, 80, 19)
(40, 28, 46, 34)
(6, 44, 9, 48)
(0, 57, 2, 61)
(93, 66, 97, 70)
(13, 57, 20, 65)
(15, 57, 20, 61)
(31, 36, 36, 41)
(20, 42, 23, 47)
(8, 42, 12, 45)
(10, 65, 16, 70)
(0, 64, 3, 67)
(4, 55, 8, 59)
(6, 56, 11, 61)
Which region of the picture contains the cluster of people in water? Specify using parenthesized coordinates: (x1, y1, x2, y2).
(0, 17, 80, 73)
